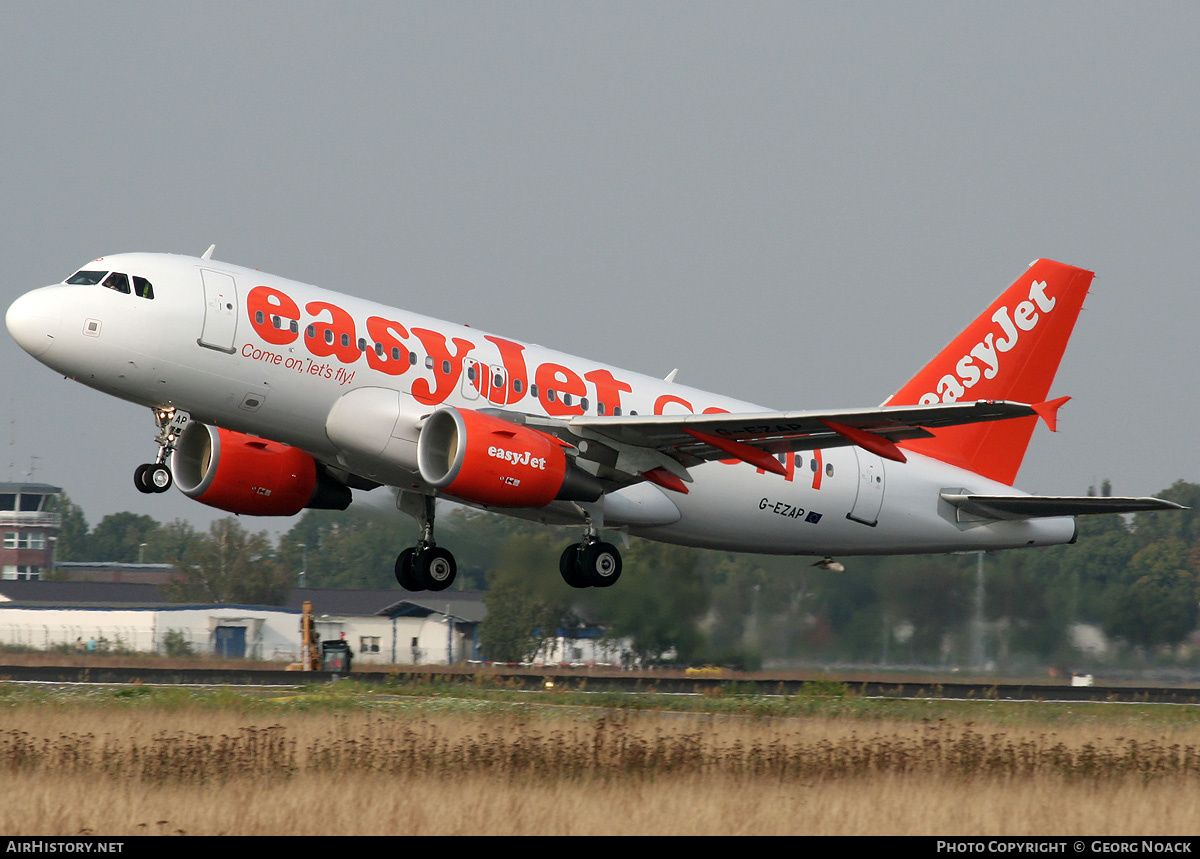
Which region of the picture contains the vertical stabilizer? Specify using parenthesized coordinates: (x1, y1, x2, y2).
(883, 260, 1094, 485)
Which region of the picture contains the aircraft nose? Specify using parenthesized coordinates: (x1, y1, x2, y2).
(6, 288, 61, 358)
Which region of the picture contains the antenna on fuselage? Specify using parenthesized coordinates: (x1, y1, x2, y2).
(664, 368, 679, 383)
(201, 244, 216, 260)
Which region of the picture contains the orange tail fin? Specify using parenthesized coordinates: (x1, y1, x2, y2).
(883, 259, 1094, 485)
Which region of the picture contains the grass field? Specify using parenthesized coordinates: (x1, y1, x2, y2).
(1, 681, 1198, 835)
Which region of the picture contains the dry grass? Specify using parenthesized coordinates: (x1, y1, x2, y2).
(1, 697, 1199, 834)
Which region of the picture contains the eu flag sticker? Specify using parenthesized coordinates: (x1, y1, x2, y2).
(806, 511, 823, 524)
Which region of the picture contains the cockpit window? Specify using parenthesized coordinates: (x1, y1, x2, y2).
(103, 272, 131, 294)
(133, 276, 154, 299)
(66, 270, 107, 285)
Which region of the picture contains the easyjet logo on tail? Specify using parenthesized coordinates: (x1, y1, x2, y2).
(919, 280, 1057, 404)
(885, 259, 1094, 486)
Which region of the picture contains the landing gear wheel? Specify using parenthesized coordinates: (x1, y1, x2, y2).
(415, 546, 456, 591)
(146, 464, 172, 493)
(559, 543, 590, 589)
(579, 541, 622, 588)
(134, 464, 153, 494)
(135, 463, 172, 493)
(395, 548, 423, 591)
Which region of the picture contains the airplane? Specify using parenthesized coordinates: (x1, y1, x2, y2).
(5, 250, 1181, 591)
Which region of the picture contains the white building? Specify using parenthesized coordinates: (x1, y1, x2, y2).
(289, 588, 484, 665)
(0, 581, 299, 658)
(0, 581, 484, 665)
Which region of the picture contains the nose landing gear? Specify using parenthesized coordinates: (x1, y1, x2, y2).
(134, 462, 173, 494)
(134, 407, 189, 495)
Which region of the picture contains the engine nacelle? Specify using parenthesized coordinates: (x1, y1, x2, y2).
(417, 407, 602, 507)
(172, 423, 351, 516)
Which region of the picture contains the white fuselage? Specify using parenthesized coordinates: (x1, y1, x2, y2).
(6, 252, 1077, 556)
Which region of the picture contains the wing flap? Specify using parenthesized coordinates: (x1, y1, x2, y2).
(568, 400, 1038, 467)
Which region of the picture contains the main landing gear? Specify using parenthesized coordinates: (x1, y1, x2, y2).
(134, 407, 189, 495)
(394, 493, 457, 592)
(558, 504, 622, 589)
(391, 494, 624, 592)
(559, 539, 622, 589)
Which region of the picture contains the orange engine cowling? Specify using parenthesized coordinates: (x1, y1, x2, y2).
(417, 407, 602, 507)
(172, 423, 351, 516)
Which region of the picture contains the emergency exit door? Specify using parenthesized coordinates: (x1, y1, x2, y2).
(198, 269, 238, 353)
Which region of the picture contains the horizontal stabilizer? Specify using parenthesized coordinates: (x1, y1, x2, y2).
(940, 493, 1185, 521)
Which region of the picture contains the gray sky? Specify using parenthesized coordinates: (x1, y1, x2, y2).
(2, 2, 1197, 532)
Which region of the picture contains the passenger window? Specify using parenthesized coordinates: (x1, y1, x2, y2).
(513, 379, 524, 394)
(307, 325, 316, 338)
(67, 270, 107, 285)
(324, 329, 334, 344)
(132, 276, 154, 299)
(103, 272, 130, 294)
(598, 402, 606, 416)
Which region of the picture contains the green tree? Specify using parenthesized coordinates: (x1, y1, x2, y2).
(278, 504, 418, 589)
(44, 493, 89, 562)
(141, 519, 203, 566)
(587, 539, 709, 664)
(478, 533, 571, 662)
(164, 518, 290, 605)
(1107, 538, 1199, 648)
(88, 512, 160, 562)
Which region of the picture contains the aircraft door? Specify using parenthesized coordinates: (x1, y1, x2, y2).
(847, 448, 886, 526)
(462, 359, 482, 400)
(198, 270, 238, 353)
(488, 365, 508, 405)
(462, 362, 508, 404)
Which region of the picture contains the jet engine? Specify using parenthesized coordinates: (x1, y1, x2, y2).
(172, 423, 351, 516)
(417, 407, 602, 507)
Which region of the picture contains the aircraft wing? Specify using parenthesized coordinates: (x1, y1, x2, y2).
(940, 493, 1186, 521)
(511, 400, 1043, 491)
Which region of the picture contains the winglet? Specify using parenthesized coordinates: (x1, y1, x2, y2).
(643, 467, 689, 494)
(1032, 396, 1071, 432)
(682, 428, 787, 475)
(820, 420, 908, 463)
